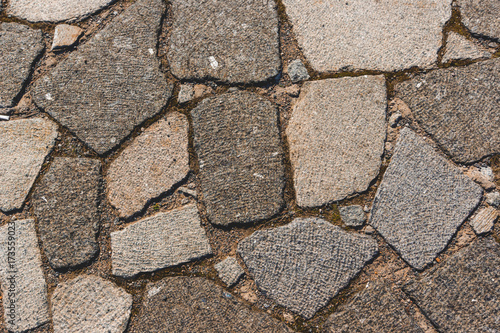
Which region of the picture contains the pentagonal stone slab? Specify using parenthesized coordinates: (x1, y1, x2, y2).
(191, 91, 285, 226)
(33, 0, 171, 155)
(457, 0, 500, 40)
(396, 58, 500, 163)
(442, 32, 490, 63)
(0, 219, 50, 333)
(167, 0, 280, 83)
(281, 0, 451, 72)
(0, 118, 58, 212)
(286, 76, 386, 208)
(238, 217, 378, 318)
(0, 23, 44, 108)
(111, 204, 212, 278)
(32, 157, 101, 270)
(51, 275, 132, 333)
(370, 128, 482, 270)
(131, 277, 292, 333)
(107, 112, 190, 217)
(403, 238, 500, 333)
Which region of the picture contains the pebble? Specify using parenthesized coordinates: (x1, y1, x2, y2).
(214, 257, 245, 287)
(389, 112, 402, 127)
(286, 59, 310, 83)
(178, 84, 194, 104)
(485, 191, 500, 207)
(339, 205, 366, 227)
(51, 24, 83, 50)
(470, 206, 498, 235)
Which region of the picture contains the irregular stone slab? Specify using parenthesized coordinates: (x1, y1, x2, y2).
(286, 59, 309, 83)
(191, 91, 285, 225)
(404, 238, 500, 333)
(51, 24, 83, 50)
(457, 0, 500, 40)
(51, 275, 132, 333)
(0, 219, 49, 332)
(238, 217, 378, 318)
(132, 277, 292, 333)
(0, 23, 44, 108)
(324, 282, 423, 333)
(370, 128, 483, 270)
(107, 113, 189, 217)
(287, 76, 386, 207)
(281, 0, 451, 72)
(214, 257, 244, 287)
(0, 118, 58, 212)
(396, 58, 500, 163)
(7, 0, 115, 22)
(32, 157, 101, 269)
(33, 0, 171, 155)
(111, 204, 212, 278)
(442, 32, 491, 63)
(470, 206, 498, 234)
(167, 0, 280, 83)
(339, 205, 366, 227)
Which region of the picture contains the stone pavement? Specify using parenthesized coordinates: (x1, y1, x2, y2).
(0, 0, 499, 332)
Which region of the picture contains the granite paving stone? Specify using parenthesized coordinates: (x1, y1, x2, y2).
(442, 32, 491, 63)
(457, 0, 500, 40)
(214, 257, 245, 287)
(339, 205, 366, 228)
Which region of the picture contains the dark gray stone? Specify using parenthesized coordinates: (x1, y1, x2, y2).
(131, 277, 292, 333)
(370, 128, 482, 270)
(32, 157, 101, 270)
(396, 58, 500, 163)
(457, 0, 500, 40)
(238, 218, 378, 318)
(167, 0, 280, 83)
(286, 60, 309, 83)
(191, 91, 285, 226)
(404, 238, 500, 333)
(339, 205, 366, 227)
(33, 0, 171, 155)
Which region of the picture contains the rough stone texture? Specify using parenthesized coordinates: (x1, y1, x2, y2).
(0, 219, 49, 332)
(486, 191, 500, 207)
(0, 118, 58, 212)
(339, 205, 366, 227)
(33, 0, 171, 155)
(7, 0, 116, 22)
(132, 277, 292, 333)
(466, 166, 497, 190)
(238, 217, 378, 318)
(470, 206, 498, 234)
(214, 257, 244, 287)
(51, 24, 83, 50)
(32, 157, 101, 270)
(167, 0, 280, 83)
(281, 0, 451, 72)
(51, 275, 132, 333)
(111, 204, 212, 278)
(178, 84, 194, 104)
(0, 23, 44, 108)
(191, 91, 285, 226)
(442, 32, 491, 63)
(107, 113, 189, 217)
(287, 76, 386, 207)
(324, 282, 423, 333)
(286, 59, 309, 83)
(457, 0, 500, 40)
(396, 58, 500, 163)
(370, 128, 483, 270)
(404, 238, 500, 333)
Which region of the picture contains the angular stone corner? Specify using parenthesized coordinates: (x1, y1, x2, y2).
(214, 257, 244, 287)
(167, 0, 280, 83)
(0, 219, 49, 333)
(457, 0, 500, 40)
(51, 275, 132, 333)
(442, 32, 491, 63)
(287, 76, 386, 208)
(370, 128, 483, 270)
(107, 112, 190, 217)
(111, 204, 212, 278)
(32, 157, 101, 270)
(33, 0, 171, 155)
(0, 118, 58, 212)
(238, 217, 378, 318)
(396, 58, 500, 163)
(191, 91, 285, 226)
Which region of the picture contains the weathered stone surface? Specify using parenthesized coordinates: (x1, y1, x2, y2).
(0, 118, 58, 212)
(191, 91, 285, 225)
(33, 0, 171, 155)
(132, 277, 292, 333)
(167, 0, 280, 83)
(238, 218, 378, 318)
(107, 113, 189, 217)
(0, 219, 49, 332)
(215, 257, 244, 287)
(486, 191, 500, 207)
(457, 0, 500, 40)
(286, 59, 309, 83)
(339, 205, 366, 227)
(51, 24, 83, 50)
(324, 282, 423, 333)
(404, 238, 500, 333)
(287, 76, 386, 207)
(178, 84, 194, 104)
(442, 32, 490, 63)
(370, 128, 482, 270)
(396, 58, 500, 163)
(470, 206, 498, 234)
(111, 204, 212, 278)
(281, 0, 451, 72)
(51, 275, 132, 333)
(7, 0, 115, 22)
(0, 23, 44, 108)
(32, 157, 101, 269)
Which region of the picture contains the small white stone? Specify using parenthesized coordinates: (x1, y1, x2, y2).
(209, 56, 219, 69)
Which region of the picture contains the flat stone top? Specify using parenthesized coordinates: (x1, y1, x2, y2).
(442, 32, 490, 63)
(457, 0, 500, 40)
